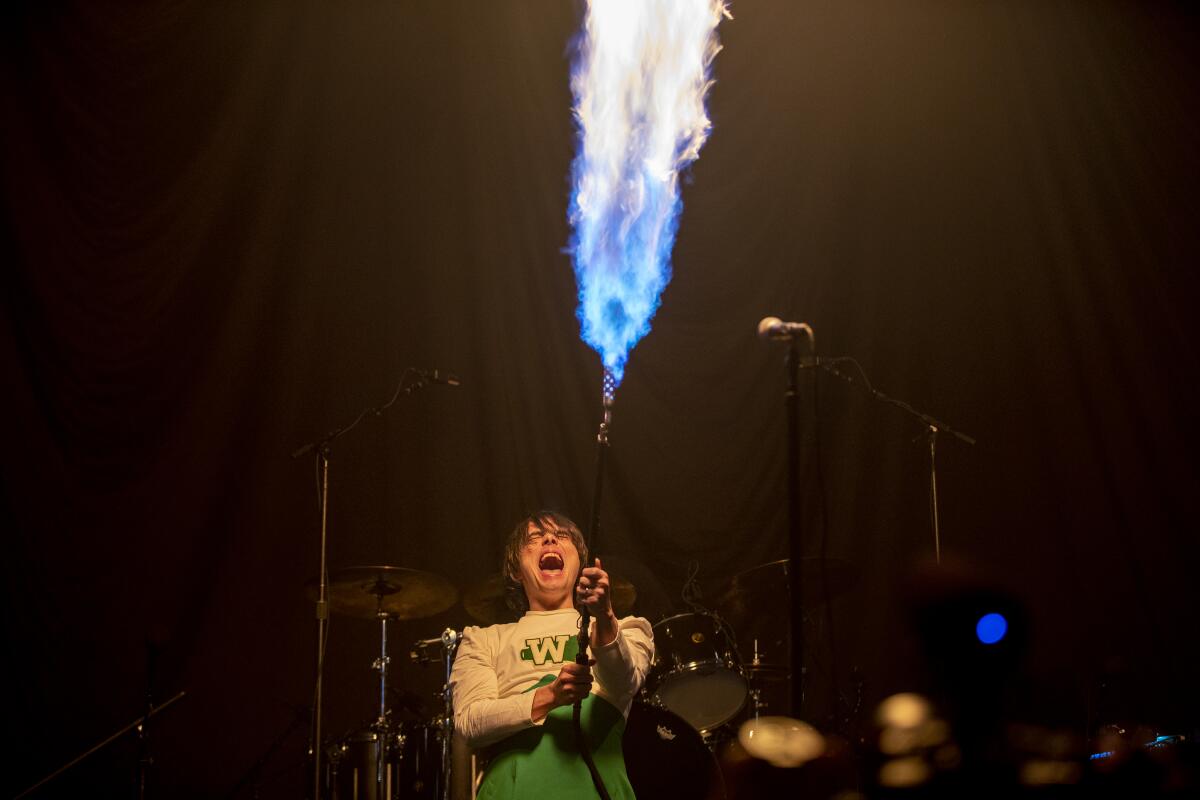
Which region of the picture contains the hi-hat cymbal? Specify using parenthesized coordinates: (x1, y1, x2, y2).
(717, 558, 859, 681)
(462, 573, 637, 625)
(307, 566, 458, 620)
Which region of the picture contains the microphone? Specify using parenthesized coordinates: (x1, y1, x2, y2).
(410, 628, 461, 663)
(410, 628, 459, 651)
(410, 636, 443, 663)
(412, 636, 444, 648)
(416, 368, 462, 387)
(757, 316, 814, 343)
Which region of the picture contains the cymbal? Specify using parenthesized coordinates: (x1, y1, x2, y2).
(716, 558, 858, 684)
(461, 575, 517, 625)
(741, 662, 792, 682)
(717, 558, 859, 626)
(462, 573, 637, 625)
(307, 566, 458, 620)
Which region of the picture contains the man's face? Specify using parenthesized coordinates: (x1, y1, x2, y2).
(515, 522, 581, 611)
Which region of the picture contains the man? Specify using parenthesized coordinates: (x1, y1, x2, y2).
(450, 511, 654, 799)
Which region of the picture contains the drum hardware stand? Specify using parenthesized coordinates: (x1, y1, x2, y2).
(749, 638, 771, 701)
(136, 639, 158, 800)
(290, 367, 460, 800)
(573, 368, 616, 800)
(749, 686, 765, 721)
(407, 627, 461, 800)
(372, 590, 395, 798)
(751, 638, 762, 672)
(438, 628, 460, 800)
(14, 690, 186, 799)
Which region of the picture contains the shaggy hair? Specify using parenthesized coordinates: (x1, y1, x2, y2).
(502, 510, 588, 615)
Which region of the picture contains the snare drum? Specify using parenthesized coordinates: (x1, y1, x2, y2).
(648, 612, 747, 732)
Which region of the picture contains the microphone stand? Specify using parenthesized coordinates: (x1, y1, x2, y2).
(289, 366, 460, 800)
(806, 357, 975, 565)
(136, 640, 158, 800)
(785, 335, 809, 719)
(14, 691, 186, 799)
(439, 628, 461, 800)
(573, 369, 614, 800)
(761, 319, 817, 718)
(224, 704, 310, 798)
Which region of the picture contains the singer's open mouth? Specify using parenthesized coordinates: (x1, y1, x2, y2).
(538, 552, 564, 575)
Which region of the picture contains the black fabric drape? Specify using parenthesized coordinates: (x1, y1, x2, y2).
(3, 1, 1198, 796)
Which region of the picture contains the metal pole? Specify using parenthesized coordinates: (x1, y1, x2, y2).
(929, 426, 942, 565)
(377, 609, 389, 797)
(312, 450, 331, 800)
(785, 340, 805, 718)
(441, 628, 460, 800)
(15, 691, 186, 800)
(573, 368, 614, 800)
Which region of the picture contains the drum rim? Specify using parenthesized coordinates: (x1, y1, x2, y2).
(653, 610, 727, 628)
(653, 662, 749, 732)
(659, 695, 747, 732)
(656, 657, 746, 682)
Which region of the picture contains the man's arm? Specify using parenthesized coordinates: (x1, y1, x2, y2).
(577, 559, 655, 705)
(530, 660, 594, 722)
(590, 615, 654, 703)
(450, 626, 539, 748)
(450, 626, 598, 748)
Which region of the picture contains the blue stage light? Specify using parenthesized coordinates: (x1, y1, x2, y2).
(975, 612, 1008, 645)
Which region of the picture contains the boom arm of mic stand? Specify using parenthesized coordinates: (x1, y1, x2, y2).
(289, 366, 464, 460)
(807, 356, 974, 565)
(807, 357, 976, 446)
(15, 691, 187, 800)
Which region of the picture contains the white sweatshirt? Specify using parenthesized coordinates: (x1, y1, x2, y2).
(450, 608, 654, 749)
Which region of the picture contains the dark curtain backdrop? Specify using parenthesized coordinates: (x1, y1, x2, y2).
(3, 1, 1197, 796)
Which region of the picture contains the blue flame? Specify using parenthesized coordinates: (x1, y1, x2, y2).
(568, 0, 727, 387)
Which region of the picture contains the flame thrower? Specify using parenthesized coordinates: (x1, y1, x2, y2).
(572, 369, 616, 800)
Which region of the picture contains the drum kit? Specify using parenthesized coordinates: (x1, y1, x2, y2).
(311, 557, 858, 800)
(312, 566, 459, 800)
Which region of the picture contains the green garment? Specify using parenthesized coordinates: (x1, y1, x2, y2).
(478, 693, 635, 800)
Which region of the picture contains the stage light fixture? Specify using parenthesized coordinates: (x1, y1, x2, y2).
(975, 612, 1008, 645)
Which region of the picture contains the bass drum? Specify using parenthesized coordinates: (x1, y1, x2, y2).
(623, 702, 725, 800)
